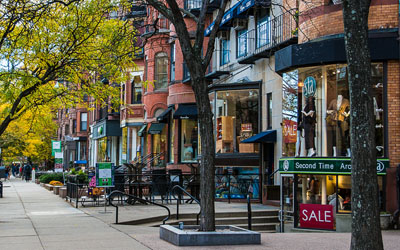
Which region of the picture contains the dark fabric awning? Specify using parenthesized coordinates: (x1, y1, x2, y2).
(157, 107, 173, 123)
(173, 104, 198, 119)
(138, 124, 147, 137)
(241, 130, 276, 143)
(148, 123, 165, 134)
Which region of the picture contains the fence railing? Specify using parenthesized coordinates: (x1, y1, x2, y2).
(237, 11, 298, 59)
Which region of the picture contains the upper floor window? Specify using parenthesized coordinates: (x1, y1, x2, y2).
(81, 113, 87, 132)
(170, 43, 175, 82)
(220, 39, 230, 66)
(131, 76, 142, 104)
(154, 52, 168, 89)
(121, 84, 126, 104)
(237, 29, 248, 58)
(257, 9, 270, 48)
(72, 119, 77, 133)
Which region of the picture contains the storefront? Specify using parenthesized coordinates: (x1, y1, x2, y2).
(278, 158, 388, 231)
(209, 81, 262, 200)
(92, 120, 122, 165)
(278, 62, 389, 231)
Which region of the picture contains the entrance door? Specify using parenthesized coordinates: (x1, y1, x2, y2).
(279, 174, 294, 232)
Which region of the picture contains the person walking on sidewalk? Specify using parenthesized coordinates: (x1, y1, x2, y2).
(23, 163, 32, 182)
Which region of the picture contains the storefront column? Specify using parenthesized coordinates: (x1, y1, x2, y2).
(321, 176, 327, 204)
(302, 177, 307, 202)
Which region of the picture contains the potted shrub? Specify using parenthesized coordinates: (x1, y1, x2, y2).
(380, 212, 391, 230)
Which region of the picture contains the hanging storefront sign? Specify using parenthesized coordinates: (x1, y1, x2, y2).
(303, 76, 316, 97)
(95, 162, 115, 187)
(51, 140, 62, 156)
(300, 204, 334, 230)
(282, 119, 297, 144)
(279, 158, 388, 175)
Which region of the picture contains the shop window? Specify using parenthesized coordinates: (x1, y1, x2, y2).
(169, 117, 175, 163)
(80, 113, 87, 131)
(154, 52, 168, 90)
(282, 63, 384, 158)
(295, 174, 385, 229)
(215, 167, 260, 199)
(131, 76, 142, 104)
(78, 141, 86, 160)
(97, 137, 108, 162)
(214, 89, 259, 154)
(152, 125, 167, 166)
(180, 119, 198, 162)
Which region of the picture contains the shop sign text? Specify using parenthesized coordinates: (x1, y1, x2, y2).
(300, 204, 334, 230)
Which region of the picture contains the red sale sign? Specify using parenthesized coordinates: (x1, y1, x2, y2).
(300, 204, 334, 230)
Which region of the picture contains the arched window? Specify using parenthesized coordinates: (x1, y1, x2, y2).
(154, 52, 168, 89)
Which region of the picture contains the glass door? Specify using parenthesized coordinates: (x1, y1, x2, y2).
(280, 174, 294, 232)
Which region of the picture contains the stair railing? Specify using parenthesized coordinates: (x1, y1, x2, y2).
(247, 193, 252, 230)
(108, 190, 170, 225)
(170, 185, 201, 225)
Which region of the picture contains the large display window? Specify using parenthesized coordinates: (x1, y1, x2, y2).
(294, 174, 384, 229)
(212, 89, 259, 154)
(282, 63, 384, 158)
(180, 119, 198, 162)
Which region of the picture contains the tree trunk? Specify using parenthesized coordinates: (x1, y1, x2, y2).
(342, 1, 383, 249)
(191, 74, 216, 232)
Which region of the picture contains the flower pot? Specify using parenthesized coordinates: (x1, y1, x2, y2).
(380, 214, 391, 230)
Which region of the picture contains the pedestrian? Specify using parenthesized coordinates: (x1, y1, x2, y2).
(5, 165, 10, 180)
(12, 163, 16, 177)
(19, 165, 23, 179)
(23, 163, 32, 182)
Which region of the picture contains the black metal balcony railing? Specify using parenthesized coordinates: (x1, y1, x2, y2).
(184, 0, 202, 10)
(184, 0, 220, 13)
(237, 11, 298, 61)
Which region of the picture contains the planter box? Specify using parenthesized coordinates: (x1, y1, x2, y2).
(40, 183, 45, 187)
(160, 225, 261, 246)
(35, 179, 40, 184)
(53, 186, 62, 195)
(44, 184, 54, 191)
(59, 188, 67, 198)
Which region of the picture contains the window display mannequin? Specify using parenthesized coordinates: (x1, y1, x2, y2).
(302, 96, 316, 157)
(327, 94, 351, 157)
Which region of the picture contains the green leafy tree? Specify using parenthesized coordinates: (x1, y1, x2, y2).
(0, 0, 138, 137)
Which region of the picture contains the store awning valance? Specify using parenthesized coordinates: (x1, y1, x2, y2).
(148, 123, 165, 134)
(241, 130, 276, 143)
(173, 104, 198, 119)
(157, 107, 173, 123)
(138, 124, 147, 137)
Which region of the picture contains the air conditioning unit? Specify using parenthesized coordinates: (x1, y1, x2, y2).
(218, 31, 228, 40)
(233, 19, 247, 30)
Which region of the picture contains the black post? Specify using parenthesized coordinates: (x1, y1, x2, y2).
(177, 191, 180, 220)
(247, 194, 252, 230)
(116, 206, 119, 224)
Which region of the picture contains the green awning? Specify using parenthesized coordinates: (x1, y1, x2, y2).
(148, 123, 165, 134)
(138, 124, 147, 137)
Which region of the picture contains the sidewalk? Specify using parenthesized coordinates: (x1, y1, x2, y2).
(0, 178, 399, 250)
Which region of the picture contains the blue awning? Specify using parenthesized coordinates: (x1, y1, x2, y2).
(241, 130, 276, 143)
(74, 160, 87, 164)
(204, 21, 215, 37)
(205, 1, 242, 37)
(237, 0, 254, 15)
(138, 124, 147, 137)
